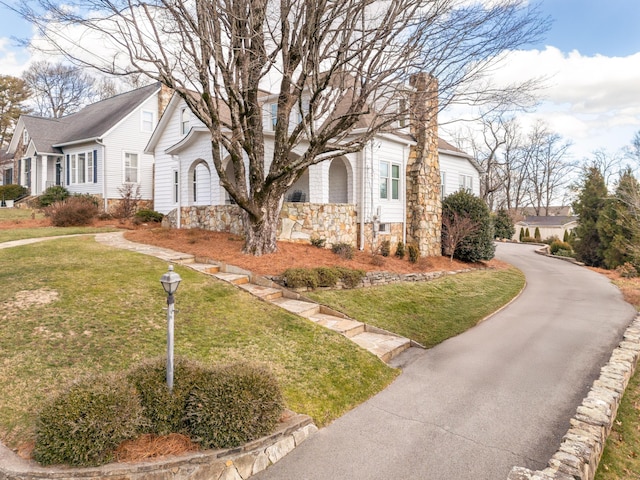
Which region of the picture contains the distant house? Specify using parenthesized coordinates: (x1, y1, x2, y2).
(514, 215, 578, 242)
(0, 149, 13, 185)
(6, 83, 165, 212)
(518, 206, 573, 217)
(146, 73, 481, 255)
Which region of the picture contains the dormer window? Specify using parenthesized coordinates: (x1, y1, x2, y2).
(180, 107, 190, 135)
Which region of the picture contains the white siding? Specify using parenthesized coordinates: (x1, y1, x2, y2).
(101, 92, 159, 200)
(63, 142, 102, 196)
(439, 152, 481, 198)
(369, 139, 406, 224)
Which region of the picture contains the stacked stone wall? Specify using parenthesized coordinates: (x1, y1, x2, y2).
(359, 222, 404, 254)
(508, 315, 640, 480)
(162, 203, 358, 248)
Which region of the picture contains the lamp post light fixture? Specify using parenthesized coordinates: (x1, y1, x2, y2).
(160, 264, 181, 393)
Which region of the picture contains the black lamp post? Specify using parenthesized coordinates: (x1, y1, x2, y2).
(160, 264, 181, 393)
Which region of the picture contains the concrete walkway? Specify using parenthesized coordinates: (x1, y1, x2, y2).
(250, 242, 637, 480)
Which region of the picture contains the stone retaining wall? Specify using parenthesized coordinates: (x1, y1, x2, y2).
(161, 203, 359, 248)
(0, 413, 316, 480)
(508, 315, 640, 480)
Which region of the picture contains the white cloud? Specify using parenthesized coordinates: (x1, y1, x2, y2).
(443, 46, 640, 161)
(0, 37, 31, 76)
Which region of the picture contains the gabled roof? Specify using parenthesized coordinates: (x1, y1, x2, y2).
(0, 149, 13, 164)
(517, 215, 578, 227)
(520, 206, 573, 217)
(10, 83, 160, 155)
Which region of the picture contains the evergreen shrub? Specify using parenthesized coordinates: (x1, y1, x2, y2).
(310, 237, 326, 248)
(441, 190, 495, 262)
(534, 227, 541, 241)
(33, 374, 144, 467)
(407, 243, 419, 263)
(184, 363, 284, 449)
(395, 241, 405, 259)
(127, 357, 204, 435)
(550, 240, 573, 256)
(36, 186, 69, 208)
(134, 209, 164, 223)
(379, 240, 391, 257)
(0, 184, 27, 200)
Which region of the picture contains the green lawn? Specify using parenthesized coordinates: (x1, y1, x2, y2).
(0, 226, 118, 243)
(595, 277, 640, 480)
(306, 267, 525, 347)
(0, 237, 396, 447)
(0, 208, 44, 221)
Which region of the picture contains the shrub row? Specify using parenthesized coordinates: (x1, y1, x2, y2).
(0, 184, 27, 200)
(34, 358, 284, 467)
(282, 266, 365, 289)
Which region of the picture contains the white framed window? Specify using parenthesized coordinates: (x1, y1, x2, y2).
(124, 152, 139, 183)
(69, 151, 96, 184)
(173, 170, 179, 203)
(391, 164, 400, 200)
(192, 169, 197, 202)
(441, 171, 446, 199)
(380, 161, 401, 200)
(378, 223, 390, 233)
(141, 110, 155, 132)
(270, 103, 278, 130)
(459, 174, 473, 193)
(380, 161, 389, 199)
(180, 108, 190, 135)
(22, 129, 29, 145)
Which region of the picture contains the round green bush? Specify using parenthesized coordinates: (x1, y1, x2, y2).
(134, 209, 164, 223)
(441, 190, 495, 263)
(36, 186, 70, 208)
(184, 363, 284, 449)
(0, 184, 27, 200)
(282, 267, 319, 289)
(550, 240, 573, 255)
(127, 356, 205, 436)
(33, 373, 144, 467)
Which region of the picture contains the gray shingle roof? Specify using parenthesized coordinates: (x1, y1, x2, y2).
(519, 215, 578, 227)
(23, 82, 159, 154)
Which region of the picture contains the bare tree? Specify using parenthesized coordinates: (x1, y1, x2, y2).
(521, 121, 574, 215)
(18, 0, 548, 254)
(441, 211, 479, 262)
(22, 61, 97, 117)
(583, 149, 624, 190)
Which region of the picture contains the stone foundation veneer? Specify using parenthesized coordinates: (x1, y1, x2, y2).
(0, 413, 316, 480)
(508, 315, 640, 480)
(162, 203, 359, 248)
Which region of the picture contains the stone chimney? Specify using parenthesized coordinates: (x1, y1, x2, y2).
(158, 83, 173, 116)
(405, 72, 441, 257)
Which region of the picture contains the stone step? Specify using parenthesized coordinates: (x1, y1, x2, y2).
(350, 332, 411, 363)
(307, 313, 365, 338)
(171, 254, 195, 264)
(187, 263, 221, 274)
(270, 298, 321, 317)
(238, 283, 283, 301)
(214, 273, 250, 285)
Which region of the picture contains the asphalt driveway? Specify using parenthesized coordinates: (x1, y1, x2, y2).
(254, 243, 637, 480)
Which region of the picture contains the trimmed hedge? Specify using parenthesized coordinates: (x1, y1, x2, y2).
(184, 363, 284, 449)
(33, 374, 144, 467)
(282, 266, 365, 289)
(134, 209, 164, 223)
(127, 357, 205, 436)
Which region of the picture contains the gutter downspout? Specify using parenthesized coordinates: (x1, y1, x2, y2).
(359, 148, 366, 250)
(174, 155, 181, 229)
(403, 144, 408, 246)
(96, 139, 107, 212)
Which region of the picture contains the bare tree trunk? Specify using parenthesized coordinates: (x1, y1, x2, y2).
(242, 196, 283, 255)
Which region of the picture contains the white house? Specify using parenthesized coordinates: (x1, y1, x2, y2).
(6, 83, 163, 212)
(146, 75, 481, 256)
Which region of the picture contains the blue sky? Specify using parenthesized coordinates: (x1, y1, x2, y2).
(536, 0, 640, 57)
(1, 0, 640, 160)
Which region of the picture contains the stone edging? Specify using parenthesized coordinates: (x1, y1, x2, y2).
(0, 413, 317, 480)
(508, 315, 640, 480)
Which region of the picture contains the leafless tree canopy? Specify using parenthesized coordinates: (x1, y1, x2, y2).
(22, 61, 99, 118)
(16, 0, 548, 254)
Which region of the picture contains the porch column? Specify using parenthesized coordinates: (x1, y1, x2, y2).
(41, 155, 49, 195)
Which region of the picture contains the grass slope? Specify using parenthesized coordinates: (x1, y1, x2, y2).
(0, 237, 396, 447)
(306, 267, 525, 347)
